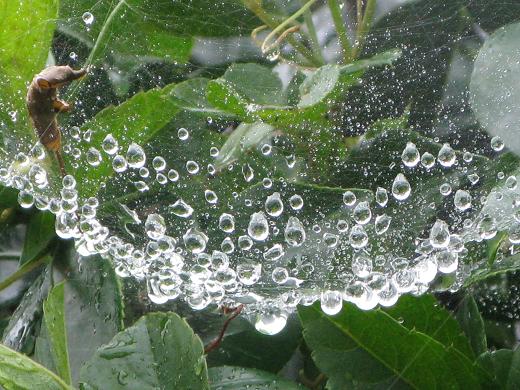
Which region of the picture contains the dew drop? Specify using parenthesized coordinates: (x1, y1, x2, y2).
(145, 214, 166, 240)
(238, 235, 253, 250)
(169, 199, 193, 218)
(289, 194, 303, 210)
(349, 225, 368, 249)
(375, 187, 388, 207)
(87, 147, 102, 166)
(420, 152, 435, 169)
(437, 143, 456, 167)
(284, 216, 306, 247)
(490, 136, 505, 151)
(178, 128, 189, 140)
(391, 173, 411, 200)
(265, 192, 283, 217)
(342, 190, 357, 206)
(263, 244, 284, 261)
(353, 201, 372, 225)
(352, 254, 372, 278)
(321, 291, 343, 315)
(255, 311, 287, 335)
(401, 142, 420, 167)
(204, 189, 218, 204)
(186, 160, 199, 174)
(429, 219, 450, 249)
(167, 169, 179, 182)
(454, 189, 472, 211)
(82, 11, 94, 25)
(219, 213, 235, 233)
(242, 163, 254, 182)
(102, 134, 118, 154)
(126, 143, 146, 168)
(247, 212, 269, 241)
(237, 263, 261, 285)
(375, 214, 392, 235)
(183, 228, 208, 253)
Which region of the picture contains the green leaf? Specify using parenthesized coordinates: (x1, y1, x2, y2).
(70, 84, 179, 199)
(215, 122, 275, 169)
(43, 282, 71, 384)
(206, 316, 301, 373)
(470, 21, 520, 156)
(208, 366, 304, 389)
(58, 0, 193, 68)
(206, 51, 401, 134)
(79, 312, 209, 389)
(0, 343, 72, 390)
(0, 185, 18, 209)
(0, 0, 59, 148)
(477, 348, 520, 389)
(2, 268, 52, 354)
(299, 295, 490, 389)
(19, 211, 56, 266)
(34, 248, 124, 384)
(456, 295, 487, 357)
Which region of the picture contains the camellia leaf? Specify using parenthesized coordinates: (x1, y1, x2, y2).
(470, 21, 520, 156)
(0, 0, 59, 148)
(299, 295, 491, 389)
(208, 366, 304, 389)
(79, 312, 209, 389)
(477, 348, 520, 389)
(0, 343, 72, 390)
(43, 282, 71, 384)
(19, 211, 56, 266)
(456, 295, 487, 357)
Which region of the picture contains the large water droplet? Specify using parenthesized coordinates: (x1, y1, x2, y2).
(219, 213, 235, 233)
(375, 214, 391, 235)
(284, 216, 306, 247)
(437, 143, 456, 167)
(247, 212, 269, 241)
(183, 228, 208, 253)
(321, 291, 343, 315)
(349, 225, 368, 249)
(255, 311, 287, 335)
(265, 192, 283, 217)
(145, 214, 166, 240)
(170, 199, 193, 218)
(375, 187, 388, 207)
(342, 190, 357, 206)
(353, 201, 372, 225)
(401, 142, 420, 167)
(429, 219, 450, 248)
(392, 173, 411, 200)
(126, 143, 146, 168)
(454, 189, 472, 211)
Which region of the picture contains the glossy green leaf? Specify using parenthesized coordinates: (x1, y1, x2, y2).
(0, 185, 18, 209)
(0, 0, 59, 148)
(299, 295, 490, 389)
(70, 84, 179, 199)
(456, 295, 487, 357)
(19, 211, 56, 266)
(477, 349, 520, 389)
(208, 366, 304, 389)
(80, 312, 209, 389)
(43, 282, 71, 384)
(0, 343, 72, 390)
(470, 21, 520, 156)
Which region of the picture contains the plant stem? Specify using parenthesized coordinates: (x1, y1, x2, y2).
(0, 255, 49, 292)
(327, 0, 353, 63)
(300, 0, 324, 64)
(356, 0, 363, 26)
(352, 0, 376, 59)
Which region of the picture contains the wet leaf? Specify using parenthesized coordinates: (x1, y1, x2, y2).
(79, 312, 209, 389)
(43, 282, 71, 384)
(19, 211, 56, 266)
(208, 366, 304, 389)
(456, 295, 487, 356)
(470, 21, 520, 156)
(299, 295, 491, 389)
(477, 349, 520, 389)
(0, 343, 72, 390)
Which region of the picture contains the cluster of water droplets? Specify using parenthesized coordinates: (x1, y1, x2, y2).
(1, 127, 518, 335)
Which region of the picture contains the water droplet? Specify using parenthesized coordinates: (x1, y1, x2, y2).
(167, 169, 179, 182)
(284, 216, 306, 247)
(82, 11, 94, 25)
(349, 225, 368, 249)
(87, 147, 102, 166)
(336, 219, 349, 233)
(238, 235, 253, 250)
(392, 173, 411, 200)
(506, 176, 517, 190)
(420, 152, 435, 169)
(261, 144, 272, 155)
(242, 163, 254, 182)
(375, 187, 388, 207)
(152, 156, 166, 171)
(429, 219, 450, 248)
(321, 291, 343, 315)
(375, 214, 391, 235)
(468, 173, 479, 185)
(264, 244, 284, 261)
(437, 143, 456, 167)
(491, 136, 504, 151)
(439, 183, 452, 196)
(323, 232, 339, 248)
(237, 263, 261, 285)
(183, 228, 208, 253)
(343, 190, 357, 206)
(145, 214, 166, 240)
(170, 199, 193, 218)
(178, 128, 189, 140)
(289, 194, 303, 210)
(219, 213, 235, 233)
(478, 215, 497, 240)
(401, 142, 420, 167)
(352, 254, 372, 278)
(353, 201, 372, 225)
(186, 160, 199, 174)
(209, 146, 219, 157)
(272, 267, 289, 284)
(265, 192, 283, 217)
(454, 190, 472, 211)
(255, 311, 287, 335)
(248, 212, 269, 241)
(126, 143, 146, 168)
(435, 250, 458, 273)
(204, 189, 218, 204)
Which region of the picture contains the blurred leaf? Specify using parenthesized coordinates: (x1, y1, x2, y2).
(206, 315, 301, 373)
(80, 312, 209, 389)
(43, 282, 71, 384)
(299, 295, 490, 389)
(19, 211, 56, 266)
(216, 122, 275, 169)
(206, 51, 401, 134)
(208, 366, 304, 389)
(456, 295, 487, 356)
(0, 343, 72, 390)
(477, 348, 520, 389)
(470, 21, 520, 156)
(70, 83, 179, 199)
(2, 267, 51, 354)
(0, 185, 18, 209)
(58, 0, 193, 68)
(0, 0, 59, 148)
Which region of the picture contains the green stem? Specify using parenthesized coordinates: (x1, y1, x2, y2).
(0, 255, 49, 292)
(352, 0, 376, 59)
(301, 0, 324, 64)
(327, 0, 353, 63)
(262, 0, 318, 52)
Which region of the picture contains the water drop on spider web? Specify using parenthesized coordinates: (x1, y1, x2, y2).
(248, 212, 269, 241)
(401, 142, 420, 167)
(265, 192, 283, 217)
(392, 173, 411, 200)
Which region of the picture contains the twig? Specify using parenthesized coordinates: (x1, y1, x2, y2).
(204, 304, 244, 354)
(327, 0, 353, 63)
(352, 0, 376, 59)
(0, 254, 49, 292)
(301, 0, 324, 63)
